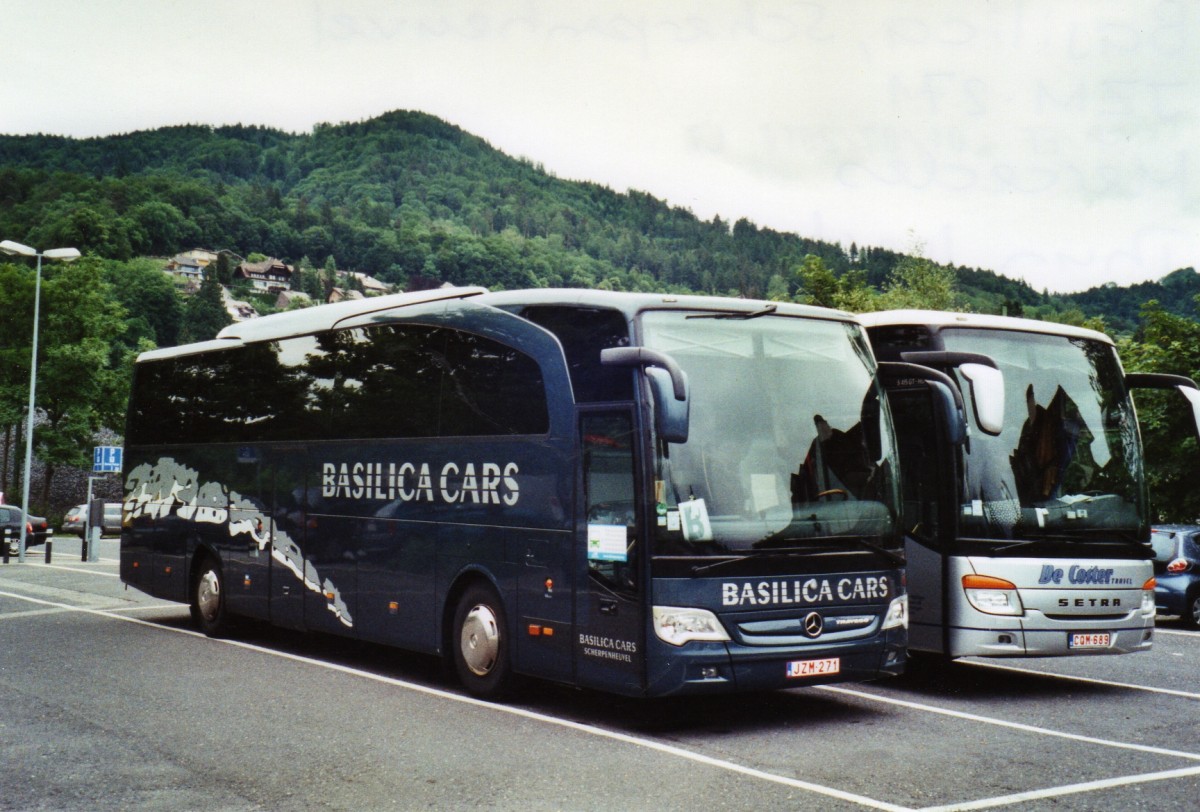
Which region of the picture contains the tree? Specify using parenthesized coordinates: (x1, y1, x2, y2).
(794, 254, 839, 308)
(0, 263, 35, 496)
(1118, 300, 1200, 522)
(101, 258, 183, 348)
(26, 257, 130, 508)
(180, 267, 232, 343)
(877, 242, 961, 311)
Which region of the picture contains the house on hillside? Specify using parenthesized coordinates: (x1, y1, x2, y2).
(275, 290, 312, 310)
(221, 288, 259, 322)
(327, 287, 366, 304)
(235, 258, 294, 292)
(165, 248, 243, 281)
(165, 249, 217, 280)
(347, 271, 393, 296)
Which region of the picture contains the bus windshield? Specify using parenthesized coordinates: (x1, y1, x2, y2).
(641, 311, 901, 557)
(943, 328, 1146, 544)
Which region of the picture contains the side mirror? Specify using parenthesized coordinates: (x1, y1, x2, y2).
(959, 363, 1005, 435)
(1126, 372, 1200, 444)
(877, 361, 967, 446)
(601, 347, 690, 443)
(901, 350, 1005, 436)
(645, 367, 690, 443)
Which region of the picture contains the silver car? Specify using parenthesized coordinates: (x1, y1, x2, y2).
(61, 503, 123, 537)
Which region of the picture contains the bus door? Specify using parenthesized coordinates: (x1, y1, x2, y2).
(887, 385, 953, 652)
(574, 410, 645, 694)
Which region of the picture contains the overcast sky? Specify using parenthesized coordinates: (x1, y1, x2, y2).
(3, 1, 1196, 294)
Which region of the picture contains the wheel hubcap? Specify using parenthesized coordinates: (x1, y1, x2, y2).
(197, 570, 221, 623)
(460, 604, 500, 676)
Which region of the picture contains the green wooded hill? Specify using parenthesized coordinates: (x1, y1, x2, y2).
(0, 112, 1053, 308)
(0, 109, 1192, 331)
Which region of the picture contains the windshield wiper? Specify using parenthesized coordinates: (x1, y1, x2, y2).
(686, 304, 777, 320)
(756, 532, 905, 566)
(992, 532, 1149, 553)
(689, 548, 831, 576)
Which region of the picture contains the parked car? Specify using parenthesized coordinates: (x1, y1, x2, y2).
(1150, 525, 1200, 628)
(60, 502, 123, 538)
(0, 505, 51, 555)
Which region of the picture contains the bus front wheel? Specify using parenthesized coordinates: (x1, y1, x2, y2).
(191, 557, 228, 637)
(452, 583, 514, 699)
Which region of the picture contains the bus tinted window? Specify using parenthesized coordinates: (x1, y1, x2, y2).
(439, 328, 549, 436)
(128, 323, 549, 445)
(519, 306, 632, 403)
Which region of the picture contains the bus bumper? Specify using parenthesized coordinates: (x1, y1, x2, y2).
(949, 620, 1154, 657)
(645, 627, 907, 697)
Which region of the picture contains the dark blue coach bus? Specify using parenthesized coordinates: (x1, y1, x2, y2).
(121, 287, 908, 698)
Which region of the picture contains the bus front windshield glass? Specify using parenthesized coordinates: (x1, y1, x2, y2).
(943, 328, 1146, 544)
(641, 311, 901, 558)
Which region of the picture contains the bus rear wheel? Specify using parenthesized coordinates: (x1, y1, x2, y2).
(190, 557, 228, 637)
(452, 583, 514, 699)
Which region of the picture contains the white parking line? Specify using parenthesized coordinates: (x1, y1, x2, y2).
(821, 684, 1200, 762)
(960, 659, 1200, 701)
(37, 563, 121, 578)
(6, 584, 1198, 812)
(917, 764, 1200, 812)
(0, 588, 909, 812)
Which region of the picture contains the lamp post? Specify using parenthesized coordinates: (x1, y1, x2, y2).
(0, 239, 81, 562)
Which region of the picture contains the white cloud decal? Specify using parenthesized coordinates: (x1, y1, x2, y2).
(125, 457, 353, 627)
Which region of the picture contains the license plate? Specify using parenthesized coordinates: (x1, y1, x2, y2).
(1069, 632, 1111, 649)
(787, 657, 841, 678)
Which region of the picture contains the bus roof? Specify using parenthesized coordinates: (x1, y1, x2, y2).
(857, 309, 1114, 346)
(137, 286, 488, 362)
(138, 287, 859, 363)
(477, 288, 854, 322)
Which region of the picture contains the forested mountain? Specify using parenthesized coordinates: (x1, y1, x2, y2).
(1062, 267, 1200, 332)
(2, 109, 1075, 318)
(2, 109, 1198, 521)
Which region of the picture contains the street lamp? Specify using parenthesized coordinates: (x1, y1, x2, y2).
(0, 239, 81, 562)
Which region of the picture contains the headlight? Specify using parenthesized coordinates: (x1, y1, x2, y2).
(652, 606, 730, 646)
(962, 574, 1024, 616)
(882, 595, 908, 630)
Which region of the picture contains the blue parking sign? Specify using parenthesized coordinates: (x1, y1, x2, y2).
(93, 446, 123, 473)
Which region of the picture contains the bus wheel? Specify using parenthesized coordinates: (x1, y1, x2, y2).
(191, 557, 228, 637)
(452, 583, 514, 699)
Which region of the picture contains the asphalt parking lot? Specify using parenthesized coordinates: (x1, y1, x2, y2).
(1, 544, 1197, 811)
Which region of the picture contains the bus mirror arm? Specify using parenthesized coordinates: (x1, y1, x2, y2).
(898, 351, 1005, 436)
(601, 348, 690, 443)
(1126, 373, 1200, 444)
(877, 361, 968, 446)
(601, 348, 687, 400)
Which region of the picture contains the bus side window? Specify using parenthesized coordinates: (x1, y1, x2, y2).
(582, 412, 638, 593)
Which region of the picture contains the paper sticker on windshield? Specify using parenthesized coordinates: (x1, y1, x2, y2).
(679, 499, 713, 542)
(588, 524, 628, 561)
(751, 474, 780, 513)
